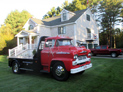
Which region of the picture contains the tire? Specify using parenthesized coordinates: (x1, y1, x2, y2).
(52, 62, 69, 81)
(111, 52, 117, 58)
(12, 61, 20, 74)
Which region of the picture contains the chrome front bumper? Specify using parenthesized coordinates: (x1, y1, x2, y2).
(70, 63, 92, 74)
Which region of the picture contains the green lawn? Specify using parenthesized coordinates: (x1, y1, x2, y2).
(0, 55, 123, 92)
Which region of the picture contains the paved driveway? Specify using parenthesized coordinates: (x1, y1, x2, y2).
(92, 55, 123, 59)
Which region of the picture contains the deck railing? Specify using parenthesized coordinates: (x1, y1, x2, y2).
(9, 44, 37, 57)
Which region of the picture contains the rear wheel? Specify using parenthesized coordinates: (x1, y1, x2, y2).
(111, 52, 117, 58)
(12, 61, 20, 74)
(52, 62, 69, 81)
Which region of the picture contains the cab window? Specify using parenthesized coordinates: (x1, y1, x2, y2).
(45, 39, 55, 47)
(102, 46, 107, 49)
(95, 46, 101, 49)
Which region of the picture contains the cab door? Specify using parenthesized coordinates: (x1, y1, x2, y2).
(95, 46, 101, 54)
(41, 39, 55, 66)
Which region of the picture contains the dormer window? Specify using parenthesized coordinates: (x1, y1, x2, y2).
(63, 13, 66, 20)
(29, 25, 34, 30)
(60, 9, 75, 22)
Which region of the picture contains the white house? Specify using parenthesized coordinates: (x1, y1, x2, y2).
(9, 8, 99, 57)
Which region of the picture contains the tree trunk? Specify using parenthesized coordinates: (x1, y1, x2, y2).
(114, 35, 116, 48)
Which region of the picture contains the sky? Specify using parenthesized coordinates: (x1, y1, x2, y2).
(0, 0, 73, 26)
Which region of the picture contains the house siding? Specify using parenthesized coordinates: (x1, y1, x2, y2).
(76, 9, 99, 45)
(51, 24, 75, 44)
(39, 26, 51, 37)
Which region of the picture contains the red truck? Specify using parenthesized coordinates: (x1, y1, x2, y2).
(8, 36, 92, 81)
(90, 45, 122, 58)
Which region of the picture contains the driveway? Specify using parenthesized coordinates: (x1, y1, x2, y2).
(92, 55, 123, 59)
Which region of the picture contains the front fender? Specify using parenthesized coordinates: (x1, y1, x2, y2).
(51, 58, 73, 72)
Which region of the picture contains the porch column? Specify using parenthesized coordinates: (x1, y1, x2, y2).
(17, 37, 19, 46)
(23, 38, 25, 44)
(92, 43, 94, 48)
(37, 36, 39, 45)
(87, 43, 88, 49)
(29, 35, 32, 49)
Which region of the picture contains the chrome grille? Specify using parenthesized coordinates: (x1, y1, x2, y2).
(78, 55, 87, 60)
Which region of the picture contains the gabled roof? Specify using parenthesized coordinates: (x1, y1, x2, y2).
(31, 9, 87, 26)
(15, 30, 38, 37)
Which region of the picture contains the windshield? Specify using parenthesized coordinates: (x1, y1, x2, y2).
(57, 39, 72, 46)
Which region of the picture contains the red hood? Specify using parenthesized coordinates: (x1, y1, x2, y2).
(58, 45, 89, 55)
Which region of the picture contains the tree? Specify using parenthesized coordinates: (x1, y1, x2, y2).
(0, 10, 32, 52)
(98, 0, 122, 48)
(5, 10, 32, 34)
(0, 24, 13, 51)
(0, 34, 6, 51)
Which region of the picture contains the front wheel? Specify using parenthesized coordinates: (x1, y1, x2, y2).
(111, 52, 117, 58)
(52, 62, 69, 81)
(12, 61, 20, 74)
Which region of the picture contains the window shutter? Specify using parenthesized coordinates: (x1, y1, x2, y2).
(58, 27, 61, 34)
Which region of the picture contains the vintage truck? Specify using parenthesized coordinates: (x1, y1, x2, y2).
(8, 36, 92, 81)
(90, 45, 122, 58)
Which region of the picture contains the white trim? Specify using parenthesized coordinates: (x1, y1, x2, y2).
(60, 9, 75, 15)
(29, 35, 32, 49)
(40, 22, 76, 28)
(30, 18, 38, 25)
(74, 24, 77, 46)
(15, 30, 39, 37)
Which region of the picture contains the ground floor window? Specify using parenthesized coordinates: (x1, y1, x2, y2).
(81, 44, 87, 48)
(81, 44, 98, 49)
(94, 44, 98, 48)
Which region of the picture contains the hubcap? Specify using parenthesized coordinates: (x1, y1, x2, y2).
(13, 63, 18, 73)
(55, 66, 65, 76)
(112, 53, 116, 57)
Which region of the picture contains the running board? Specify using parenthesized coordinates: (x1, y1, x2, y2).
(40, 70, 49, 73)
(20, 68, 33, 71)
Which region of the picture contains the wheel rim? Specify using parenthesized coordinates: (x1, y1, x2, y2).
(13, 63, 18, 73)
(112, 53, 116, 57)
(55, 65, 65, 76)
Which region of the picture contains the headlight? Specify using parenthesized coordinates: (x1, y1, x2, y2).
(88, 53, 91, 56)
(74, 54, 78, 59)
(72, 61, 77, 66)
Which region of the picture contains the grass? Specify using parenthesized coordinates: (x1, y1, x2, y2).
(0, 55, 123, 92)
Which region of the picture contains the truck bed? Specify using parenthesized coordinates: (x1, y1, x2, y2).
(8, 56, 33, 60)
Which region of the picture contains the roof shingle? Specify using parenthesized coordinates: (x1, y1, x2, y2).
(31, 9, 87, 26)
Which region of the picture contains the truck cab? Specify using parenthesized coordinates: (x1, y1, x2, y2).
(8, 36, 92, 81)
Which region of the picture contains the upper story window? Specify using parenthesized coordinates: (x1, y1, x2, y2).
(29, 25, 34, 30)
(86, 14, 90, 21)
(86, 28, 91, 38)
(58, 26, 66, 34)
(63, 13, 66, 20)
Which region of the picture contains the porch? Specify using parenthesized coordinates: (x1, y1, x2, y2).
(8, 30, 39, 57)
